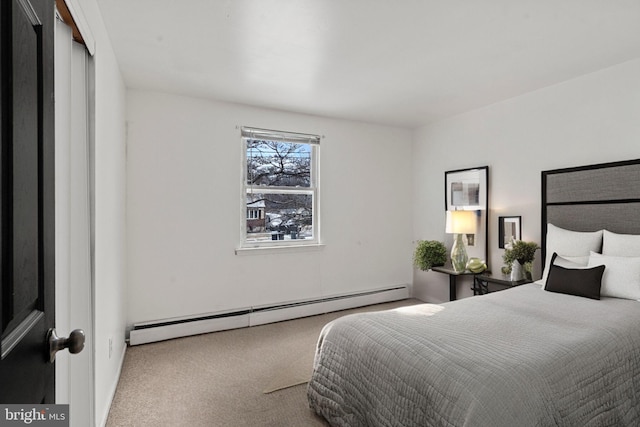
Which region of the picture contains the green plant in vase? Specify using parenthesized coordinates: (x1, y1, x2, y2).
(413, 240, 447, 271)
(501, 239, 540, 280)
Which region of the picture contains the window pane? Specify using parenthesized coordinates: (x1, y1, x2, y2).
(246, 193, 313, 242)
(246, 139, 311, 188)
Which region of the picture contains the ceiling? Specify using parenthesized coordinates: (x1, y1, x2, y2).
(96, 1, 640, 128)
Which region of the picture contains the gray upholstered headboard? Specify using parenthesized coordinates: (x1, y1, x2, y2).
(541, 158, 640, 268)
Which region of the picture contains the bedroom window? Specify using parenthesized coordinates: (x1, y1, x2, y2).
(240, 126, 320, 249)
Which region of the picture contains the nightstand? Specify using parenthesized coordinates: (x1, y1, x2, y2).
(431, 266, 476, 301)
(473, 272, 532, 295)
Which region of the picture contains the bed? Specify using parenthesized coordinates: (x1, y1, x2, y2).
(307, 159, 640, 427)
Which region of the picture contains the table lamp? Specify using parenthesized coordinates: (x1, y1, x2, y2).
(446, 210, 477, 272)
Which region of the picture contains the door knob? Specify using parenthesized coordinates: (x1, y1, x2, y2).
(47, 328, 85, 363)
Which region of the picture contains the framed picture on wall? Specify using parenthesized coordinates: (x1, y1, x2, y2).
(445, 166, 488, 211)
(499, 216, 521, 248)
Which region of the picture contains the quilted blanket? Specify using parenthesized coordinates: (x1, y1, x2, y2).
(307, 284, 640, 426)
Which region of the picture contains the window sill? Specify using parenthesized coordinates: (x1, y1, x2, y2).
(235, 243, 325, 256)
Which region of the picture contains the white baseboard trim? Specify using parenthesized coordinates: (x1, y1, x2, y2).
(249, 286, 408, 326)
(129, 285, 409, 346)
(129, 310, 250, 346)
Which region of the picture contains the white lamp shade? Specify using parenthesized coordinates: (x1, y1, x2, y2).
(446, 210, 477, 234)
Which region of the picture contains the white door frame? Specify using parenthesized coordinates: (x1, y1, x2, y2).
(55, 16, 95, 427)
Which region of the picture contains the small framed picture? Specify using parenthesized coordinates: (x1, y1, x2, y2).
(499, 216, 521, 248)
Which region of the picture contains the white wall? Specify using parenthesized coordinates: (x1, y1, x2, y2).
(126, 90, 413, 325)
(412, 59, 640, 303)
(74, 1, 128, 425)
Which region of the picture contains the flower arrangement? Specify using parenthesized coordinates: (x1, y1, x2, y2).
(501, 239, 540, 276)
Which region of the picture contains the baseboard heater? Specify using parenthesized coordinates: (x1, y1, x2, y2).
(129, 285, 409, 346)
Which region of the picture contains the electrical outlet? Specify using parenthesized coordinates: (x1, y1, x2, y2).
(109, 338, 113, 359)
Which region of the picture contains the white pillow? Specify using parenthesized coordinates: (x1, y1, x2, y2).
(541, 224, 603, 283)
(587, 251, 640, 301)
(602, 230, 640, 257)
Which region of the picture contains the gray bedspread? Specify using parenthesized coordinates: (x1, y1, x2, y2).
(307, 284, 640, 426)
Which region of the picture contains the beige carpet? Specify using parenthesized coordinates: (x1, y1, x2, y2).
(106, 298, 422, 426)
(262, 351, 315, 393)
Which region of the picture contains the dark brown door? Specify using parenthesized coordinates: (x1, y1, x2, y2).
(1, 0, 56, 403)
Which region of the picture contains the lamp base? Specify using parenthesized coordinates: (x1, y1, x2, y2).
(451, 234, 468, 273)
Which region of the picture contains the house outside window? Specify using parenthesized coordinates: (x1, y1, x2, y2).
(240, 127, 320, 248)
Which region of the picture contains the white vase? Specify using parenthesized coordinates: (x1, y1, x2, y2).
(510, 261, 526, 281)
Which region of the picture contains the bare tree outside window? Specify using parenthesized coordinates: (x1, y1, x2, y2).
(247, 140, 311, 187)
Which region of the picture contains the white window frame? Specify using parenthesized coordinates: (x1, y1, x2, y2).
(239, 126, 321, 250)
(247, 208, 261, 220)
